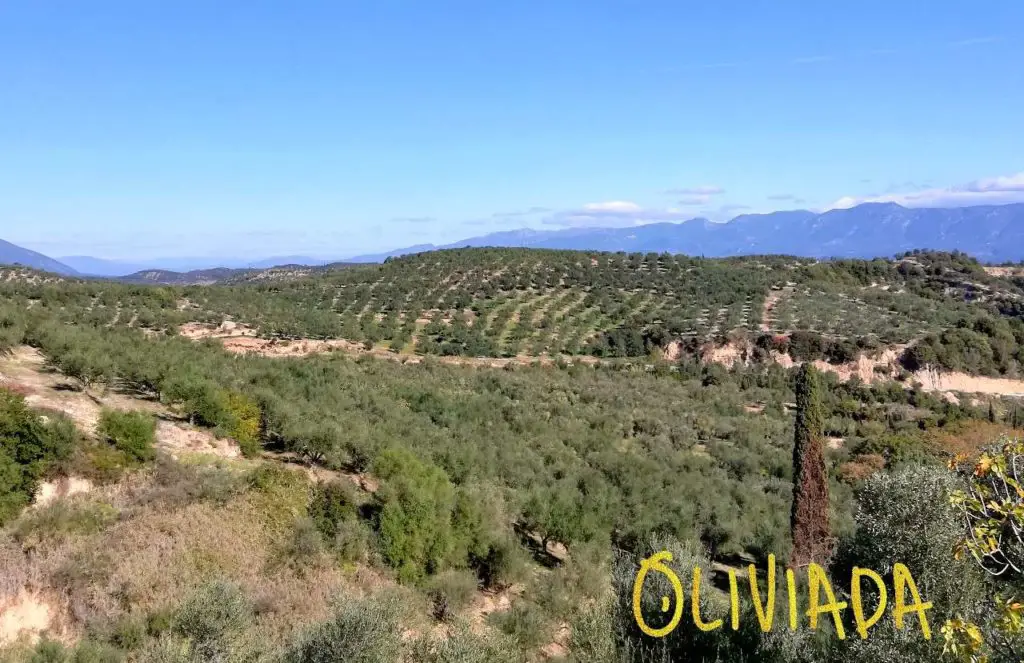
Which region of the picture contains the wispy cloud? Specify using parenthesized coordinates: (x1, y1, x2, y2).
(667, 34, 1002, 73)
(491, 206, 551, 219)
(697, 203, 753, 222)
(391, 216, 436, 224)
(662, 185, 725, 196)
(767, 193, 797, 201)
(860, 48, 899, 57)
(662, 61, 749, 72)
(828, 172, 1024, 210)
(542, 200, 698, 228)
(948, 36, 1002, 47)
(791, 55, 832, 65)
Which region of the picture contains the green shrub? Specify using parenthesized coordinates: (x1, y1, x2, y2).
(28, 639, 68, 663)
(69, 640, 124, 663)
(472, 533, 529, 591)
(409, 626, 523, 663)
(308, 480, 359, 542)
(171, 580, 253, 661)
(13, 499, 118, 545)
(222, 391, 261, 458)
(280, 517, 324, 568)
(97, 409, 156, 463)
(373, 448, 457, 583)
(838, 466, 989, 663)
(487, 600, 551, 650)
(332, 518, 373, 565)
(426, 569, 479, 621)
(281, 594, 404, 663)
(0, 390, 76, 524)
(136, 457, 242, 508)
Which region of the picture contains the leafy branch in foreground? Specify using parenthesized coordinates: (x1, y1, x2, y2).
(949, 437, 1024, 578)
(943, 438, 1024, 662)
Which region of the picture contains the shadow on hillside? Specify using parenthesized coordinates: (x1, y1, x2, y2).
(513, 522, 566, 569)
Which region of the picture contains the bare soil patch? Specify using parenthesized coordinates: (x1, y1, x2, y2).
(180, 324, 603, 370)
(760, 288, 789, 332)
(33, 477, 95, 509)
(0, 590, 56, 647)
(911, 369, 1024, 397)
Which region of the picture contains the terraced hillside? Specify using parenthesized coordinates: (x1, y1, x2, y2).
(3, 248, 1024, 373)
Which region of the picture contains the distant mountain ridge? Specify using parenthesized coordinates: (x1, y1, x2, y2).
(58, 255, 333, 276)
(0, 239, 78, 275)
(349, 202, 1024, 263)
(6, 202, 1024, 276)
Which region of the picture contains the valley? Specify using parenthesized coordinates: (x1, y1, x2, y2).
(1, 247, 1023, 662)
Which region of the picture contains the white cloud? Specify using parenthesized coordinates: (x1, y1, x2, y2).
(543, 201, 698, 228)
(582, 201, 643, 213)
(662, 185, 725, 196)
(827, 172, 1024, 210)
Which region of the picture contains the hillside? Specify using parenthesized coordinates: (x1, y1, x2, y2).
(0, 240, 77, 276)
(116, 267, 258, 286)
(190, 249, 1024, 374)
(4, 249, 1024, 379)
(1, 246, 1024, 661)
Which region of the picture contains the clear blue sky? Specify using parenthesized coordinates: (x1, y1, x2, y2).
(2, 1, 1023, 261)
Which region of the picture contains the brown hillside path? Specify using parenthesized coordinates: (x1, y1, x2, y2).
(179, 322, 602, 368)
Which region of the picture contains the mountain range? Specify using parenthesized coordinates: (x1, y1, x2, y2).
(4, 202, 1024, 277)
(0, 238, 79, 275)
(348, 202, 1024, 263)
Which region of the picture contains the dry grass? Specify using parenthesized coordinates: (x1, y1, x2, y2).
(924, 420, 1021, 458)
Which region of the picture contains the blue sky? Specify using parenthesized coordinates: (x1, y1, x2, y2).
(2, 1, 1023, 261)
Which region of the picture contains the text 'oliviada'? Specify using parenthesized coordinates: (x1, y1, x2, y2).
(632, 551, 932, 640)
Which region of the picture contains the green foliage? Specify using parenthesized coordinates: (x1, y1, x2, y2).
(373, 448, 457, 583)
(281, 593, 404, 663)
(0, 389, 76, 524)
(408, 626, 522, 663)
(222, 391, 261, 457)
(134, 457, 243, 509)
(837, 466, 990, 663)
(171, 580, 253, 662)
(949, 438, 1024, 579)
(96, 409, 155, 464)
(791, 363, 832, 566)
(13, 499, 118, 545)
(487, 599, 551, 651)
(308, 480, 359, 542)
(426, 569, 479, 621)
(279, 517, 324, 568)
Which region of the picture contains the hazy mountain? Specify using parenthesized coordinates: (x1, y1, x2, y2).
(58, 256, 152, 276)
(115, 267, 257, 286)
(0, 239, 78, 275)
(59, 255, 335, 276)
(347, 244, 441, 263)
(19, 202, 1024, 276)
(358, 203, 1024, 262)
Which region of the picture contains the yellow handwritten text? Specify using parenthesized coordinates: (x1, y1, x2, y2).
(632, 551, 932, 641)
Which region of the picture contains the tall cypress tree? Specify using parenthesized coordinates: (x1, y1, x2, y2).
(790, 363, 832, 567)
